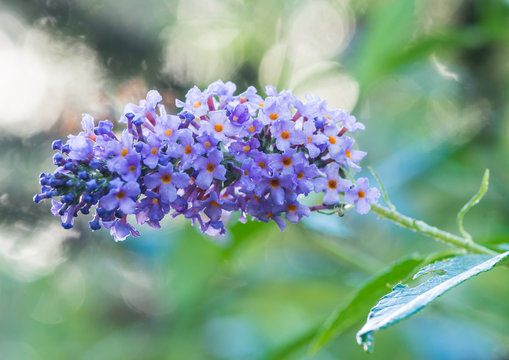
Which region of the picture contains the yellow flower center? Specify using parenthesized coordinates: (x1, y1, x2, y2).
(269, 113, 279, 120)
(206, 163, 215, 173)
(184, 145, 192, 155)
(248, 125, 256, 133)
(116, 191, 126, 200)
(242, 145, 250, 152)
(358, 190, 365, 198)
(281, 131, 290, 140)
(193, 101, 202, 108)
(214, 124, 223, 133)
(346, 149, 351, 158)
(129, 165, 136, 172)
(165, 129, 173, 137)
(120, 148, 129, 157)
(151, 147, 158, 155)
(282, 157, 292, 167)
(161, 174, 172, 184)
(329, 136, 336, 145)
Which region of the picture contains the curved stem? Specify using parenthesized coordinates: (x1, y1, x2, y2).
(370, 203, 497, 255)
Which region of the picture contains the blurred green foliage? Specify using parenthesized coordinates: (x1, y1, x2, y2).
(1, 0, 509, 359)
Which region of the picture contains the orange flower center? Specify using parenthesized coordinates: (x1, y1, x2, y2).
(328, 179, 337, 189)
(193, 101, 202, 108)
(281, 131, 290, 140)
(210, 200, 220, 207)
(116, 191, 126, 200)
(204, 141, 212, 149)
(243, 169, 248, 176)
(214, 124, 223, 133)
(297, 171, 304, 179)
(120, 148, 129, 157)
(161, 174, 172, 184)
(129, 165, 136, 172)
(165, 129, 173, 137)
(329, 136, 336, 145)
(259, 102, 264, 107)
(282, 157, 292, 167)
(269, 179, 280, 189)
(358, 190, 365, 198)
(248, 125, 256, 133)
(239, 96, 247, 103)
(232, 116, 239, 122)
(152, 198, 159, 204)
(307, 136, 312, 144)
(184, 145, 192, 155)
(206, 163, 215, 173)
(346, 149, 351, 158)
(151, 147, 158, 155)
(258, 161, 266, 169)
(242, 145, 250, 152)
(287, 204, 297, 212)
(269, 113, 279, 120)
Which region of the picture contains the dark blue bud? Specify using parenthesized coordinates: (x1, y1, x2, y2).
(85, 179, 98, 191)
(62, 193, 74, 203)
(185, 112, 195, 122)
(78, 171, 88, 180)
(53, 153, 65, 166)
(314, 116, 325, 130)
(52, 139, 63, 151)
(125, 112, 135, 120)
(61, 222, 73, 229)
(94, 120, 114, 135)
(134, 142, 144, 153)
(39, 174, 49, 186)
(89, 158, 101, 170)
(33, 194, 43, 203)
(97, 207, 112, 219)
(178, 110, 188, 119)
(65, 180, 74, 187)
(61, 144, 70, 153)
(80, 206, 90, 215)
(82, 193, 93, 203)
(159, 154, 170, 166)
(172, 196, 188, 212)
(115, 210, 124, 218)
(64, 162, 76, 171)
(41, 186, 50, 192)
(210, 220, 224, 230)
(89, 218, 101, 230)
(49, 177, 63, 187)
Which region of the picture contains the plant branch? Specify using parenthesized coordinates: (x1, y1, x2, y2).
(370, 203, 496, 255)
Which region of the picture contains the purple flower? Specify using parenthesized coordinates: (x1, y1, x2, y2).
(271, 120, 305, 151)
(199, 110, 230, 142)
(110, 153, 141, 182)
(229, 138, 260, 161)
(141, 133, 163, 169)
(178, 129, 205, 170)
(302, 120, 328, 158)
(194, 149, 227, 189)
(228, 104, 250, 125)
(345, 177, 380, 214)
(175, 86, 208, 117)
(315, 164, 350, 205)
(145, 164, 190, 203)
(100, 178, 140, 214)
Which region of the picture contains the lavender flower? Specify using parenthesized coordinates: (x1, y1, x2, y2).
(35, 81, 379, 240)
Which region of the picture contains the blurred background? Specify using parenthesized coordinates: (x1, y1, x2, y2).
(1, 0, 509, 359)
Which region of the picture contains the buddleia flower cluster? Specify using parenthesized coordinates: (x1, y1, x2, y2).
(34, 80, 380, 241)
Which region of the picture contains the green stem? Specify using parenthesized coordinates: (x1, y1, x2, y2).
(370, 203, 497, 255)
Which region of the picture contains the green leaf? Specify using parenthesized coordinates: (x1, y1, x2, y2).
(356, 251, 509, 352)
(308, 255, 425, 354)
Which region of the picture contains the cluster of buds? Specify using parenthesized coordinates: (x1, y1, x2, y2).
(34, 80, 380, 241)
